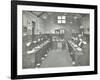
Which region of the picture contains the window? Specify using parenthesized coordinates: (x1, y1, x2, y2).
(57, 16, 66, 24)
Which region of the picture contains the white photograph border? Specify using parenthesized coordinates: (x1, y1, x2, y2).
(17, 5, 94, 75)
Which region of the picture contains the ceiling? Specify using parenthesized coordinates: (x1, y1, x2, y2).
(28, 11, 88, 19)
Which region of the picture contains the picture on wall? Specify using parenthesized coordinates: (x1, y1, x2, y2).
(11, 0, 97, 79)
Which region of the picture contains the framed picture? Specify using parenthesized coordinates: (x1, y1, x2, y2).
(11, 0, 97, 79)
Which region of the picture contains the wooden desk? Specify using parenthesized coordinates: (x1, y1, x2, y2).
(22, 39, 51, 68)
(67, 40, 83, 66)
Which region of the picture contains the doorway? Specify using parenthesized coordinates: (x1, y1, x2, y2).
(32, 21, 35, 40)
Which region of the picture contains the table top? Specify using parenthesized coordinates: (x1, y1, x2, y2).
(68, 40, 83, 55)
(27, 40, 50, 54)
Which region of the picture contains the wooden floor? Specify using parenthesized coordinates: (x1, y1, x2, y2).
(40, 48, 73, 68)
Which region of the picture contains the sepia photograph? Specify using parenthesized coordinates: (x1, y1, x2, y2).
(11, 1, 97, 79)
(22, 11, 90, 69)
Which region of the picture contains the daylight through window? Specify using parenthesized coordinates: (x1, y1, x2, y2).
(57, 16, 66, 24)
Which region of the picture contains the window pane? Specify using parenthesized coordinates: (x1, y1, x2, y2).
(58, 16, 62, 19)
(62, 16, 66, 19)
(62, 20, 66, 23)
(60, 30, 63, 34)
(58, 20, 62, 23)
